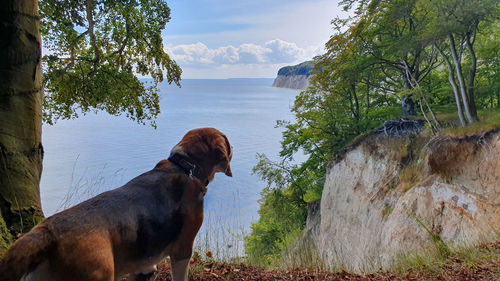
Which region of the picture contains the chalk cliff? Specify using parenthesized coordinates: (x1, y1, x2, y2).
(304, 130, 500, 273)
(272, 61, 313, 90)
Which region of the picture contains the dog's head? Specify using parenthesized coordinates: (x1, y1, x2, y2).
(169, 128, 232, 182)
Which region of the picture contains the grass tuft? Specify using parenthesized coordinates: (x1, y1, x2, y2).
(398, 161, 424, 192)
(392, 242, 500, 274)
(441, 109, 500, 137)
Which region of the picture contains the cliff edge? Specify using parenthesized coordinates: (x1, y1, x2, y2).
(304, 130, 500, 273)
(272, 61, 313, 90)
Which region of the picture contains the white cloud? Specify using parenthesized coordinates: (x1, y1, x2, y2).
(237, 43, 271, 63)
(264, 39, 306, 63)
(165, 39, 321, 68)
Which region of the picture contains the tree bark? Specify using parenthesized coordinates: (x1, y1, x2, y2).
(497, 89, 500, 109)
(0, 0, 45, 239)
(435, 44, 466, 127)
(465, 31, 478, 121)
(448, 34, 474, 124)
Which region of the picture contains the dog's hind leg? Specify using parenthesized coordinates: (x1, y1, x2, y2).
(54, 231, 116, 281)
(170, 258, 190, 281)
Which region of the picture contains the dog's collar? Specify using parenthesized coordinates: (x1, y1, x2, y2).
(168, 154, 196, 178)
(168, 154, 210, 186)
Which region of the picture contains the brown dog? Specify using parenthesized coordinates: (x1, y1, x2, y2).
(0, 128, 232, 281)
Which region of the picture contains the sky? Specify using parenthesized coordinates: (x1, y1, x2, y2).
(162, 0, 346, 79)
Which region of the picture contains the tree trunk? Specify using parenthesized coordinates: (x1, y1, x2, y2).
(0, 0, 45, 241)
(497, 89, 500, 109)
(435, 44, 466, 127)
(448, 34, 474, 124)
(465, 32, 478, 121)
(400, 69, 417, 117)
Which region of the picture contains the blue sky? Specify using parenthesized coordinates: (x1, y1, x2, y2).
(162, 0, 345, 78)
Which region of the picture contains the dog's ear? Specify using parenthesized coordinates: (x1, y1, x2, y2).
(215, 134, 232, 177)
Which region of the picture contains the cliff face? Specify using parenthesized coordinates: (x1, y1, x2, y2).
(272, 75, 310, 90)
(272, 61, 313, 90)
(306, 131, 500, 273)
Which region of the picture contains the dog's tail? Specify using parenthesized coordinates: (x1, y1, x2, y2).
(0, 224, 54, 281)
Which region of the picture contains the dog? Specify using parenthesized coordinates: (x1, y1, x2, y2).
(0, 127, 233, 281)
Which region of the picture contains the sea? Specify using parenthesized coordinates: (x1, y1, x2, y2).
(40, 78, 301, 257)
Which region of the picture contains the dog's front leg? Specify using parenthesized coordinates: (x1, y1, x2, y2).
(170, 258, 190, 281)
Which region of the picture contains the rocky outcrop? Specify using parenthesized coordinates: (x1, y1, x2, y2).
(306, 131, 500, 273)
(272, 75, 310, 90)
(272, 61, 313, 90)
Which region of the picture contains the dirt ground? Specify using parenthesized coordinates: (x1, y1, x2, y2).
(153, 243, 500, 281)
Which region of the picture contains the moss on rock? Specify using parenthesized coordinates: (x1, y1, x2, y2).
(0, 210, 13, 258)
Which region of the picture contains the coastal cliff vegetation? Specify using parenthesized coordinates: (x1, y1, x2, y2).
(246, 0, 500, 268)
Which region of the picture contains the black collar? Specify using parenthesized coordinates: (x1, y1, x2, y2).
(168, 154, 196, 178)
(168, 154, 210, 186)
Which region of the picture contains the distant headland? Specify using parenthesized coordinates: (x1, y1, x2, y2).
(272, 61, 313, 90)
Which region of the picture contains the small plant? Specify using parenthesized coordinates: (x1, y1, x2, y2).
(398, 162, 424, 192)
(381, 204, 394, 218)
(406, 208, 450, 258)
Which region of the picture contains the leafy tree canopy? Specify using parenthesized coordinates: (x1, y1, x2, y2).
(40, 0, 182, 126)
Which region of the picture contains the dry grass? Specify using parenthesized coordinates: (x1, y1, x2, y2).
(441, 109, 500, 137)
(376, 135, 428, 193)
(193, 194, 247, 263)
(392, 242, 500, 274)
(277, 229, 326, 271)
(57, 159, 128, 212)
(398, 161, 424, 192)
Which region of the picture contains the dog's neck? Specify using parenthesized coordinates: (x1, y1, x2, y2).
(167, 153, 210, 186)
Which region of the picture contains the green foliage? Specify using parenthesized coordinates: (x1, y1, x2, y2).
(244, 189, 307, 266)
(277, 61, 314, 77)
(246, 0, 500, 266)
(420, 0, 500, 123)
(245, 155, 309, 266)
(39, 0, 182, 126)
(476, 21, 500, 109)
(0, 211, 12, 258)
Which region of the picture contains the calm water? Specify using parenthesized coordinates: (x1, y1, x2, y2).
(40, 78, 299, 255)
